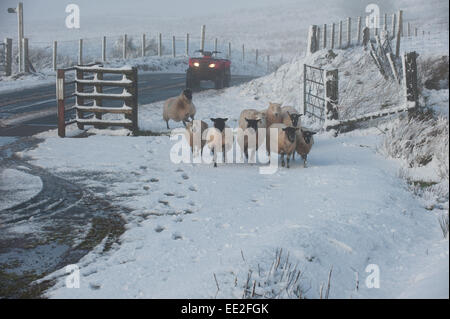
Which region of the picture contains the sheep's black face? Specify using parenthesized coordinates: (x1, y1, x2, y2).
(282, 127, 298, 143)
(288, 113, 302, 127)
(210, 118, 228, 132)
(183, 89, 193, 101)
(245, 118, 260, 131)
(302, 130, 316, 144)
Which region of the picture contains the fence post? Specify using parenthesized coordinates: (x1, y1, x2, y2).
(123, 34, 127, 59)
(129, 67, 138, 134)
(22, 38, 29, 73)
(324, 68, 339, 130)
(158, 33, 162, 56)
(5, 38, 12, 76)
(186, 33, 189, 56)
(53, 41, 57, 71)
(57, 69, 65, 138)
(414, 28, 418, 37)
(395, 15, 402, 58)
(172, 36, 176, 58)
(200, 25, 206, 51)
(78, 39, 83, 65)
(214, 38, 218, 52)
(323, 24, 327, 49)
(384, 13, 387, 31)
(242, 44, 245, 62)
(102, 36, 106, 62)
(228, 42, 231, 59)
(303, 64, 307, 115)
(142, 34, 146, 57)
(267, 55, 270, 73)
(407, 22, 411, 37)
(357, 17, 362, 44)
(338, 21, 343, 48)
(347, 17, 351, 47)
(331, 23, 335, 49)
(307, 25, 318, 55)
(18, 2, 24, 73)
(316, 27, 321, 49)
(255, 49, 258, 65)
(398, 10, 403, 37)
(93, 69, 103, 127)
(402, 51, 418, 108)
(391, 13, 396, 38)
(387, 52, 399, 83)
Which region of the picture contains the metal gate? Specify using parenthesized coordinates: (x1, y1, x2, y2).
(303, 64, 326, 121)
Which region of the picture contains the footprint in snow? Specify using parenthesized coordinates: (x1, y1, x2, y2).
(164, 192, 175, 196)
(188, 186, 197, 192)
(150, 178, 159, 183)
(181, 174, 189, 180)
(155, 225, 165, 233)
(175, 168, 184, 172)
(158, 199, 170, 206)
(172, 232, 183, 240)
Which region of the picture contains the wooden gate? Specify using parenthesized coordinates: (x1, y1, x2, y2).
(57, 64, 138, 137)
(0, 43, 5, 74)
(303, 64, 339, 124)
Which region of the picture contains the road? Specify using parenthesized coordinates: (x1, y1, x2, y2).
(0, 73, 255, 137)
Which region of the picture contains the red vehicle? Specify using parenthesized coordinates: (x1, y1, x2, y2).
(186, 50, 231, 89)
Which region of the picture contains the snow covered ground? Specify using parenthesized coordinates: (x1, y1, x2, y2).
(0, 168, 43, 211)
(17, 41, 447, 298)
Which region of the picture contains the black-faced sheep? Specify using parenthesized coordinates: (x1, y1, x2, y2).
(207, 118, 232, 167)
(295, 129, 316, 167)
(281, 106, 302, 128)
(266, 123, 299, 168)
(163, 89, 196, 129)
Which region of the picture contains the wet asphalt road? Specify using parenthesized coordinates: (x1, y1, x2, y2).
(0, 73, 255, 137)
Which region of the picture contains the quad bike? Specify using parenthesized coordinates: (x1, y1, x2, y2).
(186, 50, 231, 89)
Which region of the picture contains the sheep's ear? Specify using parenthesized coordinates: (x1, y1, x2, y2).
(299, 114, 304, 117)
(245, 118, 249, 122)
(310, 131, 317, 135)
(295, 127, 300, 131)
(210, 118, 216, 122)
(282, 128, 287, 131)
(223, 118, 228, 122)
(257, 119, 262, 122)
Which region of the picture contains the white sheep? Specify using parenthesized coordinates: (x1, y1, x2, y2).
(266, 123, 299, 168)
(163, 89, 196, 129)
(184, 120, 208, 157)
(265, 102, 283, 128)
(295, 129, 316, 167)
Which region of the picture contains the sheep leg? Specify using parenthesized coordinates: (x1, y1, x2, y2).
(286, 154, 290, 168)
(281, 153, 285, 167)
(166, 121, 170, 129)
(182, 121, 187, 127)
(302, 155, 308, 168)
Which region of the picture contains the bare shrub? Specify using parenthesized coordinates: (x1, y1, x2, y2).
(439, 213, 449, 238)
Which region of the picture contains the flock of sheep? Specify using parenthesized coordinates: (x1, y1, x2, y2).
(163, 89, 316, 168)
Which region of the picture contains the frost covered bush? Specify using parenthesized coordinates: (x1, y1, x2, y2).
(380, 112, 449, 172)
(237, 249, 306, 299)
(418, 55, 449, 90)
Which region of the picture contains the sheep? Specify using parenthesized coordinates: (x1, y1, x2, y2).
(265, 102, 283, 128)
(207, 118, 232, 167)
(163, 89, 196, 129)
(281, 106, 302, 128)
(266, 123, 299, 168)
(237, 118, 264, 161)
(238, 109, 267, 130)
(184, 120, 208, 157)
(295, 129, 316, 167)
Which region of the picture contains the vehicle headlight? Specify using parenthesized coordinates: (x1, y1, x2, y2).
(208, 63, 216, 68)
(193, 62, 200, 67)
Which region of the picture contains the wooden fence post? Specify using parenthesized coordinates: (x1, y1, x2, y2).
(200, 25, 206, 51)
(267, 55, 270, 73)
(323, 24, 327, 49)
(186, 33, 189, 56)
(398, 10, 403, 37)
(242, 44, 245, 62)
(172, 36, 176, 58)
(228, 42, 231, 59)
(123, 34, 127, 59)
(255, 49, 258, 65)
(357, 17, 362, 44)
(78, 39, 83, 65)
(415, 28, 418, 37)
(53, 41, 57, 71)
(129, 67, 139, 134)
(5, 38, 12, 76)
(402, 51, 418, 108)
(407, 22, 411, 37)
(347, 17, 351, 47)
(158, 33, 162, 56)
(387, 52, 399, 83)
(214, 38, 218, 52)
(102, 36, 106, 62)
(317, 27, 321, 49)
(338, 21, 343, 48)
(324, 68, 339, 130)
(395, 15, 402, 58)
(391, 13, 396, 38)
(142, 34, 146, 57)
(307, 25, 318, 55)
(57, 69, 65, 137)
(22, 38, 29, 73)
(331, 23, 335, 49)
